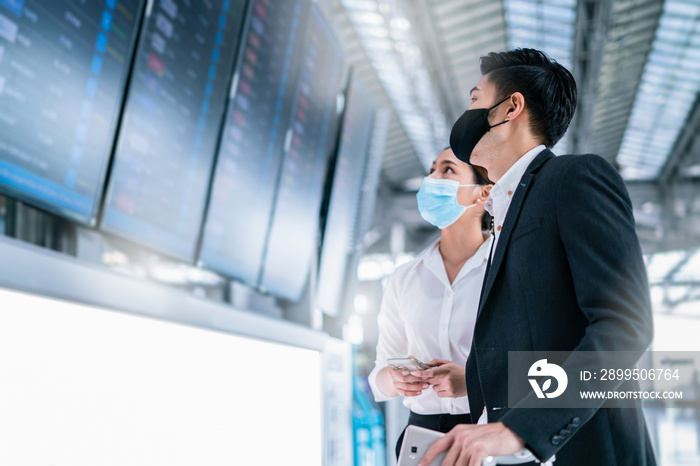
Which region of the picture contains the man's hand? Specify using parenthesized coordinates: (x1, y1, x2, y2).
(418, 422, 525, 466)
(411, 359, 466, 398)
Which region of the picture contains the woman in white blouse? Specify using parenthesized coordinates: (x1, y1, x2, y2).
(368, 147, 493, 456)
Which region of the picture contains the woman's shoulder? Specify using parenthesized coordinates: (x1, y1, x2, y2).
(385, 240, 438, 284)
(387, 256, 421, 283)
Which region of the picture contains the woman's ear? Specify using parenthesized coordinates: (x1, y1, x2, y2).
(480, 185, 493, 201)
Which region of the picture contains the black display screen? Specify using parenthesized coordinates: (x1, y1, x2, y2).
(198, 0, 311, 286)
(0, 0, 143, 224)
(101, 0, 247, 260)
(316, 73, 375, 315)
(259, 5, 345, 301)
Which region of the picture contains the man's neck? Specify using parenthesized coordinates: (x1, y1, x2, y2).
(487, 140, 542, 182)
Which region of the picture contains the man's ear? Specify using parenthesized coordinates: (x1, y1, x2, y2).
(505, 92, 526, 121)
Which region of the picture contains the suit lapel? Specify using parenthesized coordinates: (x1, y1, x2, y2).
(477, 149, 555, 317)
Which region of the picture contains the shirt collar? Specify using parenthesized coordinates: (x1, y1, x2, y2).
(467, 234, 494, 267)
(420, 238, 445, 283)
(420, 235, 493, 286)
(492, 144, 546, 201)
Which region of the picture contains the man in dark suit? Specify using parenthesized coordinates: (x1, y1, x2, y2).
(419, 49, 655, 465)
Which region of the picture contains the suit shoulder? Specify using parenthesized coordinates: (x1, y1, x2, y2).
(542, 153, 622, 182)
(546, 153, 614, 169)
(547, 153, 633, 213)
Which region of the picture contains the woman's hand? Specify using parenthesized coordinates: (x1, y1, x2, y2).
(376, 357, 431, 397)
(411, 359, 466, 398)
(388, 366, 430, 397)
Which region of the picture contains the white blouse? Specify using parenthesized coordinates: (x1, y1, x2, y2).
(368, 235, 493, 415)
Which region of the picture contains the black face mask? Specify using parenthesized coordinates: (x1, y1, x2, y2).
(449, 96, 511, 165)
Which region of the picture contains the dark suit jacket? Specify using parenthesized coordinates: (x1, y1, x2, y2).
(465, 149, 656, 465)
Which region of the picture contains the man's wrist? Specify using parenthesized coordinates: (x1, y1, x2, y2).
(499, 422, 526, 447)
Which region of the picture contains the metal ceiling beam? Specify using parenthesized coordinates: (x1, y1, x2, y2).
(447, 33, 505, 59)
(621, 95, 700, 254)
(570, 0, 614, 154)
(660, 250, 696, 284)
(652, 280, 700, 288)
(411, 0, 465, 122)
(659, 93, 700, 185)
(582, 0, 664, 162)
(437, 1, 502, 30)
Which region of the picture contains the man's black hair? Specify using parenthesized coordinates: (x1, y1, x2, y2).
(480, 48, 577, 148)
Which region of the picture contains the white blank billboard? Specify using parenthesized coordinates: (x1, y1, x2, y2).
(0, 287, 322, 466)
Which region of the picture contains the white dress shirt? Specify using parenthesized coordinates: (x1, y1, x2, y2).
(484, 145, 546, 256)
(368, 235, 493, 415)
(478, 145, 557, 464)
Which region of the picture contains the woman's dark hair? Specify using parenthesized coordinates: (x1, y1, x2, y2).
(469, 165, 492, 232)
(471, 165, 491, 185)
(480, 48, 577, 148)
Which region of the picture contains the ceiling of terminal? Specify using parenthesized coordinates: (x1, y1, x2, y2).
(317, 0, 700, 309)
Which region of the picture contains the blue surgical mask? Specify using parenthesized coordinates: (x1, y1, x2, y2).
(416, 177, 480, 229)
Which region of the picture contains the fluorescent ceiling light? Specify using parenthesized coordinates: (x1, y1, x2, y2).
(617, 0, 700, 180)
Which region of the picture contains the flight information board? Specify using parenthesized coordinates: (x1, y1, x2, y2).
(101, 0, 247, 260)
(316, 73, 375, 315)
(0, 0, 143, 224)
(198, 0, 312, 286)
(259, 5, 346, 301)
